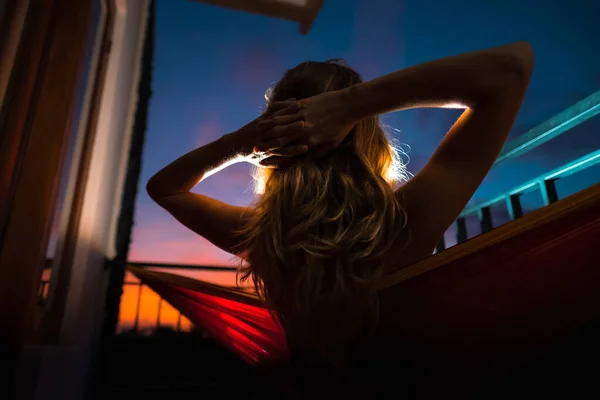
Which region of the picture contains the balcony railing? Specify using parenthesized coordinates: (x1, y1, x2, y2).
(436, 89, 600, 251)
(39, 260, 237, 334)
(120, 262, 240, 334)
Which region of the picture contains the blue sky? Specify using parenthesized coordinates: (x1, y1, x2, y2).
(128, 0, 600, 266)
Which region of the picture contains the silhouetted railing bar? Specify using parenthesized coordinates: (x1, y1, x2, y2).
(463, 184, 537, 218)
(156, 298, 162, 328)
(506, 194, 524, 220)
(114, 280, 185, 333)
(134, 282, 142, 331)
(494, 90, 600, 165)
(540, 179, 559, 206)
(436, 237, 446, 253)
(478, 206, 493, 233)
(455, 217, 468, 244)
(46, 260, 235, 271)
(127, 261, 236, 271)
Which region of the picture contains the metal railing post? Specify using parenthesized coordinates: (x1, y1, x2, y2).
(540, 179, 559, 206)
(506, 194, 524, 220)
(133, 283, 142, 332)
(436, 237, 446, 253)
(478, 206, 493, 233)
(456, 217, 468, 244)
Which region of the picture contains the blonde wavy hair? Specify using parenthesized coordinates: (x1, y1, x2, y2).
(236, 60, 409, 368)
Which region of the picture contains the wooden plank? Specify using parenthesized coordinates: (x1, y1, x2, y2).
(192, 0, 325, 34)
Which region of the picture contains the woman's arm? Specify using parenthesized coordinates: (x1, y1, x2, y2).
(146, 135, 253, 255)
(348, 42, 534, 263)
(147, 135, 243, 197)
(346, 41, 533, 114)
(146, 106, 305, 255)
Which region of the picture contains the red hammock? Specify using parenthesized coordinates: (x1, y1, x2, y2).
(127, 268, 287, 364)
(130, 183, 600, 372)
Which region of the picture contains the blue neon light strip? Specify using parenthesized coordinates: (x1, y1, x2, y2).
(494, 90, 600, 166)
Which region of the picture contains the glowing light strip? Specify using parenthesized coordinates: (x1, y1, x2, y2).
(545, 151, 600, 180)
(509, 181, 538, 196)
(495, 90, 600, 165)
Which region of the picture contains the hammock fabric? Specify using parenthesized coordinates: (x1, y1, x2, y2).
(130, 183, 600, 375)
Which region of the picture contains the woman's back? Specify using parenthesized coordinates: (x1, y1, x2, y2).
(237, 61, 410, 366)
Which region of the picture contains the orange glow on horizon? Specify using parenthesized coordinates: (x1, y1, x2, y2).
(42, 266, 244, 334)
(117, 269, 250, 333)
(118, 274, 194, 333)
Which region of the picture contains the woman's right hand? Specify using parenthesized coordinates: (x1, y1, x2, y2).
(223, 100, 309, 167)
(255, 89, 358, 166)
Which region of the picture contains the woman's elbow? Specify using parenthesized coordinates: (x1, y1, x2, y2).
(146, 176, 163, 200)
(484, 42, 533, 98)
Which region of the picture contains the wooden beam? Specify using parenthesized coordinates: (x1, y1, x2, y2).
(191, 0, 325, 34)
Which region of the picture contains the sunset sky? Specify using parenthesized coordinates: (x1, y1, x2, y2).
(127, 0, 600, 274)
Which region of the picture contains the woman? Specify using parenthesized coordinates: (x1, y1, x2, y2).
(147, 42, 534, 370)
